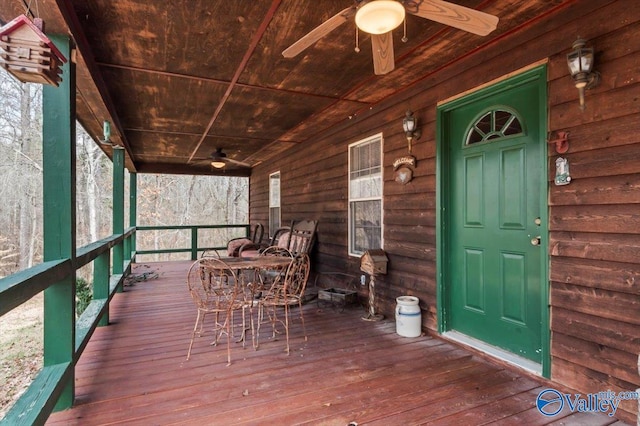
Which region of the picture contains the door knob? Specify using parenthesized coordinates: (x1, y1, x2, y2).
(531, 236, 541, 246)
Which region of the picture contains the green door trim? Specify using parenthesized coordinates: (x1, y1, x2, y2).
(435, 64, 550, 377)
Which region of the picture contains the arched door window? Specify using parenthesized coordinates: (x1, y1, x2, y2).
(465, 108, 524, 145)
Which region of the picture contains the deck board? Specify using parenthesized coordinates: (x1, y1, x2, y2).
(46, 261, 625, 425)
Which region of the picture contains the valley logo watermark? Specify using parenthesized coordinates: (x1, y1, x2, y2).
(536, 388, 639, 418)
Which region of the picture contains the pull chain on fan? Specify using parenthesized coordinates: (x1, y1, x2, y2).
(283, 0, 499, 75)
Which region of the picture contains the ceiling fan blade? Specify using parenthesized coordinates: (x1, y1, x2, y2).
(371, 32, 395, 75)
(409, 0, 498, 36)
(282, 6, 356, 58)
(225, 157, 251, 168)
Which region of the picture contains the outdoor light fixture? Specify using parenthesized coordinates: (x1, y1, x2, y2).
(402, 110, 421, 154)
(211, 160, 226, 169)
(103, 120, 111, 141)
(355, 0, 405, 35)
(98, 120, 114, 145)
(567, 38, 600, 111)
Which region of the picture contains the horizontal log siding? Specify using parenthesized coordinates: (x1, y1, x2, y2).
(251, 1, 639, 422)
(546, 2, 640, 422)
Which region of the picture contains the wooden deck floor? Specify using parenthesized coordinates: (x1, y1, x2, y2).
(46, 261, 625, 425)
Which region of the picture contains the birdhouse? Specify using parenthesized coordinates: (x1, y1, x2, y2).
(360, 249, 388, 276)
(0, 15, 67, 86)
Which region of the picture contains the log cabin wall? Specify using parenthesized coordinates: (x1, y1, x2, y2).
(251, 1, 639, 421)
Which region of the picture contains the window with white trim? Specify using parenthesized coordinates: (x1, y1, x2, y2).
(269, 171, 281, 235)
(349, 134, 383, 256)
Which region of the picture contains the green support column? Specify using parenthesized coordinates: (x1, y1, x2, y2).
(42, 35, 76, 410)
(94, 252, 110, 326)
(191, 227, 198, 260)
(130, 172, 137, 261)
(113, 147, 125, 289)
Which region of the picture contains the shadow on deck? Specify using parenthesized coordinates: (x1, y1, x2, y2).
(46, 261, 624, 425)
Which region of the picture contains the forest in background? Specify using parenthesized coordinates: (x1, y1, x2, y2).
(0, 68, 248, 415)
(0, 70, 249, 279)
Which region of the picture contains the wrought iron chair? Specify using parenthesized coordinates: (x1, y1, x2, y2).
(186, 258, 243, 364)
(255, 246, 293, 290)
(255, 253, 310, 354)
(260, 245, 293, 258)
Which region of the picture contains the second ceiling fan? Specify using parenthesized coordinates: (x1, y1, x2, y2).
(283, 0, 499, 75)
(193, 148, 250, 170)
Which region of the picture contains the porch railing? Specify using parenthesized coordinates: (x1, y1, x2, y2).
(136, 224, 250, 260)
(0, 223, 248, 425)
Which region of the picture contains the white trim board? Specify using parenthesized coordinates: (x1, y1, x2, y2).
(443, 330, 542, 376)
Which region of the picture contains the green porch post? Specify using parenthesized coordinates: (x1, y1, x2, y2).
(42, 34, 76, 410)
(94, 252, 110, 326)
(191, 227, 198, 260)
(130, 172, 137, 260)
(113, 147, 125, 289)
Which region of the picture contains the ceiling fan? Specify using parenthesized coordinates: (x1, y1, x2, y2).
(194, 148, 251, 169)
(282, 0, 499, 75)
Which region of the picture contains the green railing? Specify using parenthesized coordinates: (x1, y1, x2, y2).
(136, 224, 250, 260)
(0, 223, 248, 425)
(0, 227, 135, 425)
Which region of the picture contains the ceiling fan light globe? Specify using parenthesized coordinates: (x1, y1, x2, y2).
(211, 160, 226, 169)
(355, 0, 405, 35)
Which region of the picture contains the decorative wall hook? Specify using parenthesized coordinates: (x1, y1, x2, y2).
(547, 131, 569, 154)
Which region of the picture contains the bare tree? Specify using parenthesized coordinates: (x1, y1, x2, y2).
(0, 70, 249, 274)
(76, 129, 112, 245)
(0, 72, 42, 272)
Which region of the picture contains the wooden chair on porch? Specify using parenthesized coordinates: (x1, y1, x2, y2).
(202, 223, 264, 258)
(237, 226, 290, 257)
(287, 219, 318, 257)
(238, 220, 318, 258)
(227, 223, 264, 256)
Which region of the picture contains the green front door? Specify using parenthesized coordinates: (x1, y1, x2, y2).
(440, 66, 547, 364)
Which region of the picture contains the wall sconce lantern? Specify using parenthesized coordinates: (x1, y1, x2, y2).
(402, 110, 421, 154)
(567, 38, 600, 111)
(393, 110, 420, 185)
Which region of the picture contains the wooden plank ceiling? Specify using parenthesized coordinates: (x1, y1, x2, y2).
(0, 0, 561, 176)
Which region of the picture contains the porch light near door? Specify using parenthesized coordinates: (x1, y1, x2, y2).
(567, 38, 600, 111)
(355, 0, 405, 35)
(402, 110, 421, 154)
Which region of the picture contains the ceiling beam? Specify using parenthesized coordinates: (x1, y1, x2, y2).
(187, 0, 284, 163)
(96, 62, 365, 104)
